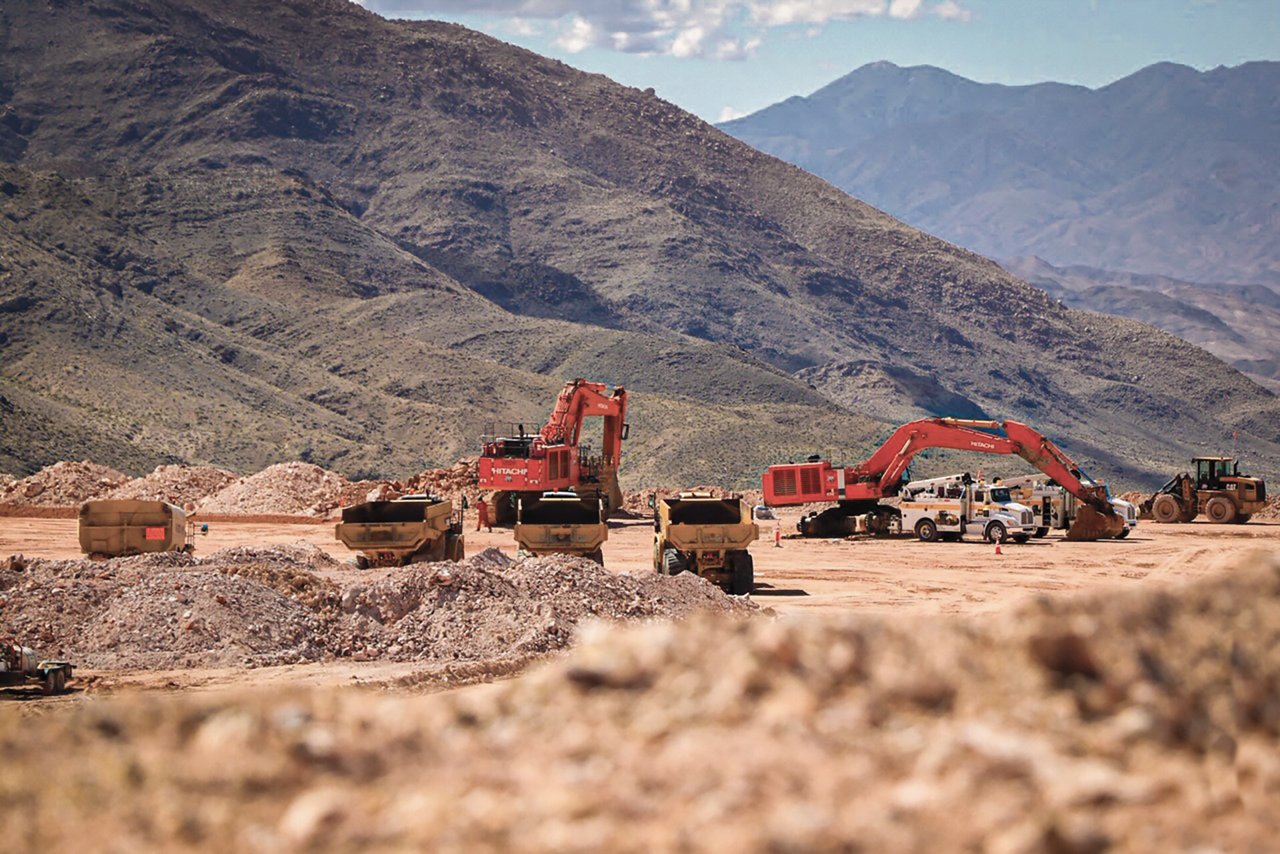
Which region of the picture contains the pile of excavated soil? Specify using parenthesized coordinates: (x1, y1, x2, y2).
(624, 486, 764, 516)
(1256, 495, 1280, 521)
(1118, 490, 1147, 505)
(0, 461, 129, 506)
(396, 459, 477, 501)
(0, 546, 752, 670)
(105, 464, 240, 509)
(198, 463, 350, 517)
(2, 555, 1276, 850)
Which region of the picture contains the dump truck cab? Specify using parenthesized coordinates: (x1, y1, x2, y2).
(79, 499, 195, 558)
(652, 491, 759, 595)
(334, 495, 464, 569)
(514, 491, 607, 563)
(896, 474, 1036, 543)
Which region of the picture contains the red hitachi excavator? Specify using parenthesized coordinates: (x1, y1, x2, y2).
(478, 379, 629, 525)
(762, 417, 1126, 541)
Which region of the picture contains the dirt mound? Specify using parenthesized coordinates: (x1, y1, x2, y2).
(1118, 490, 1147, 505)
(0, 546, 752, 670)
(106, 464, 240, 509)
(0, 461, 129, 507)
(1256, 495, 1280, 521)
(3, 554, 1276, 849)
(396, 459, 477, 502)
(198, 463, 351, 517)
(624, 486, 764, 516)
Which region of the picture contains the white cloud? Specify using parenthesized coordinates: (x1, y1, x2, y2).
(888, 0, 923, 19)
(932, 0, 973, 22)
(360, 1, 973, 59)
(554, 15, 599, 52)
(718, 105, 748, 121)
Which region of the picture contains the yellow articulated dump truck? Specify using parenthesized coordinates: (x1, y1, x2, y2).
(334, 495, 464, 569)
(79, 499, 194, 559)
(652, 491, 759, 595)
(514, 491, 608, 563)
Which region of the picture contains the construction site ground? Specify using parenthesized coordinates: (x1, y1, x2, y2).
(3, 509, 1276, 697)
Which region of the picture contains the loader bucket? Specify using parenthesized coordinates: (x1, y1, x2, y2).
(1065, 503, 1127, 541)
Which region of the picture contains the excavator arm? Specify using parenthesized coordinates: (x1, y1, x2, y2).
(763, 417, 1125, 540)
(539, 379, 628, 464)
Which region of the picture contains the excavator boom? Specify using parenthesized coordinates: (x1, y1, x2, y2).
(763, 417, 1125, 540)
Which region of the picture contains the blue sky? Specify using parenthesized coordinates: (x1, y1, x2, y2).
(358, 1, 1280, 121)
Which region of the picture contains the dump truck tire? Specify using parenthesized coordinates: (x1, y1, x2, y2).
(1012, 534, 1030, 544)
(1234, 514, 1252, 524)
(587, 549, 604, 565)
(730, 552, 754, 596)
(662, 548, 686, 577)
(43, 668, 66, 695)
(985, 522, 1008, 544)
(914, 518, 939, 543)
(1115, 527, 1131, 539)
(355, 555, 370, 570)
(1033, 527, 1049, 538)
(1151, 494, 1183, 524)
(1205, 496, 1236, 524)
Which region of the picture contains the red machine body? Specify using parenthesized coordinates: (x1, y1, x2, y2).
(762, 418, 1121, 539)
(479, 379, 628, 519)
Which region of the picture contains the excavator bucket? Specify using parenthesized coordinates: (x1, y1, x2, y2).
(1065, 504, 1127, 541)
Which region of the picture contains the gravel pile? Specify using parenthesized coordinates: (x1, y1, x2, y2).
(624, 486, 763, 516)
(5, 555, 1277, 850)
(198, 463, 351, 517)
(1256, 495, 1280, 520)
(0, 546, 753, 670)
(105, 464, 240, 509)
(0, 461, 129, 506)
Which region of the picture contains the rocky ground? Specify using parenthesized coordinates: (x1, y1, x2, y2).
(1, 552, 1275, 850)
(0, 545, 751, 671)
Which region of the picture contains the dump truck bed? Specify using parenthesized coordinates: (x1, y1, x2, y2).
(334, 498, 458, 564)
(515, 494, 607, 557)
(79, 499, 190, 556)
(659, 497, 758, 552)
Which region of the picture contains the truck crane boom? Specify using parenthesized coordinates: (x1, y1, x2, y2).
(762, 417, 1125, 541)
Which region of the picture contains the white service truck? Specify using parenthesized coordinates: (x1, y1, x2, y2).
(894, 473, 1037, 544)
(1000, 474, 1138, 539)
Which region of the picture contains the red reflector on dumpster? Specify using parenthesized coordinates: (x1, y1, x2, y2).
(145, 527, 166, 541)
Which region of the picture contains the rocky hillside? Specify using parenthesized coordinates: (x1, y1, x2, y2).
(1004, 257, 1280, 395)
(1, 0, 1277, 486)
(721, 60, 1280, 288)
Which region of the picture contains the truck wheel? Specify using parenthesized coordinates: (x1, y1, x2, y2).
(1033, 527, 1049, 538)
(586, 549, 605, 565)
(1115, 527, 1131, 539)
(355, 555, 370, 570)
(662, 548, 687, 576)
(1234, 514, 1252, 524)
(43, 669, 67, 695)
(730, 553, 754, 596)
(1012, 534, 1030, 544)
(1151, 494, 1182, 524)
(984, 522, 1007, 544)
(914, 518, 939, 543)
(1205, 497, 1236, 524)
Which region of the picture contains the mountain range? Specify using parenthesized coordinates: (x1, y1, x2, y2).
(720, 60, 1280, 289)
(1, 0, 1277, 488)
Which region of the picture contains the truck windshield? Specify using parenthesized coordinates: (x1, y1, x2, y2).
(988, 487, 1011, 503)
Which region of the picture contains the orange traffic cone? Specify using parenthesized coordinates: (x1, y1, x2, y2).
(994, 543, 1003, 555)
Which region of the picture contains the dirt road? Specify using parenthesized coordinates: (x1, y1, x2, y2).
(5, 511, 1277, 620)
